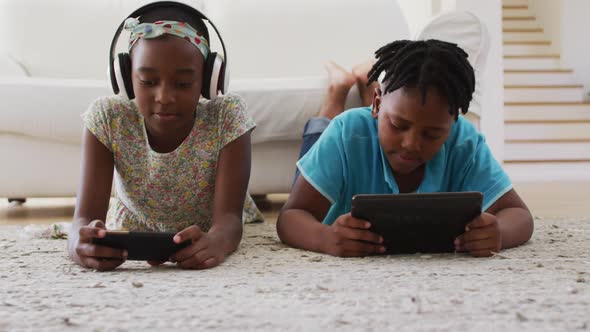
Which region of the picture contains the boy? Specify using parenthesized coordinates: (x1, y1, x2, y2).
(277, 40, 533, 257)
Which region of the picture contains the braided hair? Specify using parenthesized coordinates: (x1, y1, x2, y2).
(367, 39, 475, 119)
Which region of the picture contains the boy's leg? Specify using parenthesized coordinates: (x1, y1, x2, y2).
(293, 61, 355, 185)
(316, 61, 356, 119)
(297, 117, 330, 159)
(352, 59, 379, 107)
(292, 118, 330, 185)
(291, 117, 331, 187)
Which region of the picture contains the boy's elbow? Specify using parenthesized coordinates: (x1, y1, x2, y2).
(276, 209, 301, 247)
(275, 211, 289, 244)
(514, 208, 535, 247)
(524, 210, 535, 243)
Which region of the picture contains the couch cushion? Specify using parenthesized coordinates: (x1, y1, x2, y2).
(232, 77, 363, 144)
(0, 76, 364, 145)
(0, 77, 111, 145)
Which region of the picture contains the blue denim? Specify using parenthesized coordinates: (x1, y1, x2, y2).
(293, 117, 331, 186)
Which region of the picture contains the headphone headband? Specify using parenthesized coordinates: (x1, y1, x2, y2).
(108, 1, 228, 96)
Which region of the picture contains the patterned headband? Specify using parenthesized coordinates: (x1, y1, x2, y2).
(124, 17, 209, 60)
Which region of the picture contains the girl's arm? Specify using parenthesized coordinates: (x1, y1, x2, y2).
(208, 129, 254, 255)
(68, 128, 125, 270)
(73, 128, 113, 225)
(169, 131, 254, 269)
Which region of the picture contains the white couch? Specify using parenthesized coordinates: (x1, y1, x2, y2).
(2, 2, 490, 201)
(0, 0, 411, 199)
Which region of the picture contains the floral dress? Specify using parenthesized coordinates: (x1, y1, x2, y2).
(82, 94, 264, 232)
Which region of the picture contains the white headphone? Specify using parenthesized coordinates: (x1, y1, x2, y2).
(108, 1, 229, 100)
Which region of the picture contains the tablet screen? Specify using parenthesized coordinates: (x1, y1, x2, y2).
(351, 192, 482, 254)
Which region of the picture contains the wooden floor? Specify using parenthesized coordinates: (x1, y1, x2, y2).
(1, 182, 588, 226)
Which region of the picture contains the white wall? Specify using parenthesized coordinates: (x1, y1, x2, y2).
(439, 0, 458, 13)
(528, 0, 590, 99)
(439, 0, 505, 161)
(560, 0, 590, 100)
(397, 0, 435, 37)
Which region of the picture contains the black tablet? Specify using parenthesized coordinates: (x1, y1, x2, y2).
(351, 192, 483, 254)
(93, 231, 191, 261)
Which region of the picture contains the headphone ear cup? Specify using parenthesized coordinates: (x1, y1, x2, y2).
(202, 53, 225, 101)
(110, 57, 120, 95)
(117, 53, 134, 100)
(219, 59, 229, 95)
(201, 52, 217, 100)
(113, 53, 134, 100)
(209, 54, 224, 101)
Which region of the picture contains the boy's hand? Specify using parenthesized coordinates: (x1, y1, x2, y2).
(147, 260, 166, 266)
(70, 220, 127, 270)
(455, 212, 502, 257)
(320, 213, 385, 257)
(170, 226, 225, 270)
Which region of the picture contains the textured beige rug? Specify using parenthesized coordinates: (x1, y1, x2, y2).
(1, 217, 588, 331)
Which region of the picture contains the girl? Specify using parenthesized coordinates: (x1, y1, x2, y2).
(68, 3, 262, 271)
(278, 39, 534, 258)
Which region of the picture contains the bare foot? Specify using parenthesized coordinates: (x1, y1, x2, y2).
(318, 61, 356, 120)
(352, 59, 379, 106)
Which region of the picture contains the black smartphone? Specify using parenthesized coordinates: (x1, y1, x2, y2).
(351, 192, 483, 254)
(93, 231, 191, 261)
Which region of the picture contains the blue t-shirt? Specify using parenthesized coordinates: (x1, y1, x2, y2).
(296, 107, 512, 225)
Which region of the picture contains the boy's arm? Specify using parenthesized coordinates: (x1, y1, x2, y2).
(456, 188, 534, 257)
(486, 188, 534, 249)
(277, 176, 384, 256)
(277, 175, 332, 252)
(453, 126, 533, 255)
(69, 128, 125, 270)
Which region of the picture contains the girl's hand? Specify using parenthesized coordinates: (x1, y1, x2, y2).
(455, 212, 502, 257)
(320, 213, 385, 257)
(70, 220, 127, 270)
(169, 226, 226, 270)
